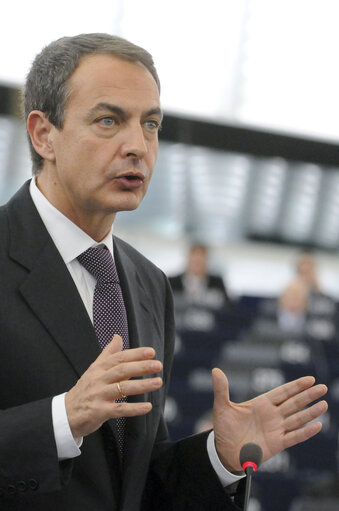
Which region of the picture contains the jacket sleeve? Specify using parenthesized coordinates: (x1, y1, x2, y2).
(0, 397, 73, 498)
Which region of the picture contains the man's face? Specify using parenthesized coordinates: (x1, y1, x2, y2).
(188, 247, 208, 276)
(38, 54, 161, 230)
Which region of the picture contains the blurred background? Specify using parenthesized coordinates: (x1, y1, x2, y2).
(1, 1, 339, 509)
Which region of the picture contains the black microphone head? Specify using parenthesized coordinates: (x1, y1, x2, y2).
(239, 442, 263, 470)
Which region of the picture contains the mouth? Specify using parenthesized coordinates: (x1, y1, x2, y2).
(124, 175, 143, 182)
(115, 171, 146, 189)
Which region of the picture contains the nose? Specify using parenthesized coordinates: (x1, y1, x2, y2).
(120, 123, 148, 160)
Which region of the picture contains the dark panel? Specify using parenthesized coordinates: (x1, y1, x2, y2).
(160, 113, 339, 166)
(0, 85, 21, 117)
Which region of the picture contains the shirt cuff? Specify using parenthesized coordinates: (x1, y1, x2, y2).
(207, 431, 245, 487)
(52, 393, 83, 460)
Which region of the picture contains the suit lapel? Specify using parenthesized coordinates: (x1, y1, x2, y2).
(114, 239, 154, 418)
(114, 240, 162, 504)
(7, 182, 100, 378)
(19, 243, 101, 377)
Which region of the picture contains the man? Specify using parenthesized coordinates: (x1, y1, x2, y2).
(0, 34, 327, 510)
(169, 243, 229, 309)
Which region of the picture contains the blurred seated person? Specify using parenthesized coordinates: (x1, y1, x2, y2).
(288, 251, 337, 320)
(276, 253, 336, 341)
(277, 281, 309, 335)
(169, 243, 229, 310)
(295, 252, 320, 292)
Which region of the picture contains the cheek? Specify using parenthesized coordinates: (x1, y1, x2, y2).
(69, 140, 107, 176)
(147, 144, 158, 169)
(54, 134, 87, 170)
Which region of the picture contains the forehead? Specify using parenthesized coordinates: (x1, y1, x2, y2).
(67, 54, 160, 109)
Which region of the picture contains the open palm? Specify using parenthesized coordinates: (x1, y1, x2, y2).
(212, 368, 328, 472)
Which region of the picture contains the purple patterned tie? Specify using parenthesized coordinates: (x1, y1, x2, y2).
(77, 246, 129, 454)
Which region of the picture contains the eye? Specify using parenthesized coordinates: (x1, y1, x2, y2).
(97, 116, 116, 127)
(145, 120, 161, 131)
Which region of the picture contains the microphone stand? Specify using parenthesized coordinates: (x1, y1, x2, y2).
(239, 442, 263, 511)
(243, 466, 254, 511)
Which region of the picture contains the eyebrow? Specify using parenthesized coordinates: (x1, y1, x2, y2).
(86, 102, 163, 122)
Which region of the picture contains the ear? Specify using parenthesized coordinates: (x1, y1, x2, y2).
(26, 111, 56, 163)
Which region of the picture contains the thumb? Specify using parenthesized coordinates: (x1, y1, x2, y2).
(104, 334, 123, 355)
(212, 368, 231, 410)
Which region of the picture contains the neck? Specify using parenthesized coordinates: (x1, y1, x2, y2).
(36, 174, 115, 242)
(75, 218, 113, 242)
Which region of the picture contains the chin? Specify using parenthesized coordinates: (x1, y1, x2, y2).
(117, 193, 145, 212)
(109, 199, 142, 213)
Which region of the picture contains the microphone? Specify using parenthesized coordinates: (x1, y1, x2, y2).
(239, 443, 263, 511)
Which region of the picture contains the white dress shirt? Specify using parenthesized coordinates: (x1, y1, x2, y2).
(29, 178, 244, 487)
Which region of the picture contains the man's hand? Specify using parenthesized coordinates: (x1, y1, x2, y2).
(65, 335, 163, 438)
(212, 368, 328, 472)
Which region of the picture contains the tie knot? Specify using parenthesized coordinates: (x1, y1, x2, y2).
(77, 246, 119, 284)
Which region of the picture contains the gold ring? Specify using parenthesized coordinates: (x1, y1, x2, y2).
(116, 381, 127, 399)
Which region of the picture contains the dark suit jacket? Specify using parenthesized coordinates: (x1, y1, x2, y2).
(0, 182, 243, 510)
(169, 274, 228, 297)
(169, 274, 229, 309)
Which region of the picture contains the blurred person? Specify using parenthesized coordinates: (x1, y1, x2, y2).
(291, 252, 337, 324)
(277, 281, 309, 335)
(169, 243, 229, 310)
(0, 33, 328, 510)
(295, 252, 320, 293)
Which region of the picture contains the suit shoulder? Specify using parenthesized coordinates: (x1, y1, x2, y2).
(0, 203, 10, 242)
(114, 235, 165, 278)
(0, 200, 9, 219)
(209, 274, 225, 286)
(167, 274, 184, 291)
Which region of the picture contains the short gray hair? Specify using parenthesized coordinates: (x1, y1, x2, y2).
(23, 33, 160, 175)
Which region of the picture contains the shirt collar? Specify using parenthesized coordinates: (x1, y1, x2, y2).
(29, 178, 114, 264)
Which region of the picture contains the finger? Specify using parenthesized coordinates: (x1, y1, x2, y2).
(99, 343, 156, 370)
(109, 377, 163, 400)
(109, 401, 153, 418)
(267, 376, 316, 406)
(98, 334, 123, 360)
(283, 420, 323, 450)
(284, 400, 328, 432)
(106, 359, 163, 384)
(108, 346, 157, 366)
(212, 368, 231, 410)
(280, 384, 328, 417)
